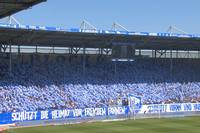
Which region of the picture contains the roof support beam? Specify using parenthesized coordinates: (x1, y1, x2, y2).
(0, 0, 46, 19)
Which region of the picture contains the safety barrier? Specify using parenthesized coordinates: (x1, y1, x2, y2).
(0, 103, 200, 127)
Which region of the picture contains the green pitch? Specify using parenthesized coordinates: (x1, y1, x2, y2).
(6, 116, 200, 133)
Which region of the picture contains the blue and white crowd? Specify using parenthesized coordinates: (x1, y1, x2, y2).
(0, 57, 200, 113)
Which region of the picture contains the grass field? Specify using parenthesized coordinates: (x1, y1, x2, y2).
(5, 116, 200, 133)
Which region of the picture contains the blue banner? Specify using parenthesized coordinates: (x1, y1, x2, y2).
(0, 23, 200, 39)
(143, 103, 200, 114)
(1, 103, 200, 125)
(128, 94, 142, 111)
(0, 106, 129, 125)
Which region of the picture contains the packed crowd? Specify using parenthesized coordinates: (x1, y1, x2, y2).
(0, 57, 200, 113)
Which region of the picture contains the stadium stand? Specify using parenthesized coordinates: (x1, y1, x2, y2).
(0, 0, 200, 129)
(0, 56, 200, 113)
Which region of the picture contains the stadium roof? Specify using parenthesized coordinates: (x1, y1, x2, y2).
(0, 23, 200, 50)
(0, 0, 46, 19)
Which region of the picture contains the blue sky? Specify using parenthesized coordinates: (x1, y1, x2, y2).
(11, 0, 200, 34)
